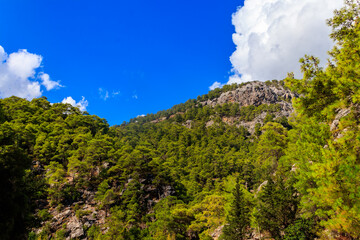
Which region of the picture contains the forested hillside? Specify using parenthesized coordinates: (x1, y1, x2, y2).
(1, 1, 360, 239)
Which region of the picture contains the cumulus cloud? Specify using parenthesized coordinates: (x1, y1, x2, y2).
(0, 45, 61, 99)
(209, 81, 223, 90)
(137, 114, 146, 118)
(40, 73, 62, 91)
(62, 96, 88, 111)
(229, 0, 344, 83)
(0, 47, 6, 62)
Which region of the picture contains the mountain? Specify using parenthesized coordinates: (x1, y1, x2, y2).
(198, 81, 296, 132)
(0, 80, 297, 240)
(130, 80, 296, 133)
(1, 2, 360, 239)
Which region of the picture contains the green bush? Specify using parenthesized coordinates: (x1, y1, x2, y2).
(37, 209, 53, 222)
(76, 210, 92, 219)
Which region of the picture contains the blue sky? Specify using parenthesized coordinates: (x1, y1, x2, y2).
(0, 0, 343, 125)
(0, 0, 242, 125)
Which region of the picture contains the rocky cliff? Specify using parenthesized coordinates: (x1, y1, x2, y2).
(201, 81, 297, 133)
(201, 81, 295, 108)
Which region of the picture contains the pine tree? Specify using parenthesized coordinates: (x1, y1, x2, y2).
(222, 177, 251, 240)
(285, 1, 360, 237)
(255, 177, 298, 239)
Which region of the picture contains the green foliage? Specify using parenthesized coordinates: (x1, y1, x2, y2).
(96, 180, 116, 216)
(188, 194, 226, 239)
(255, 176, 299, 239)
(36, 209, 53, 222)
(129, 81, 282, 125)
(1, 92, 283, 239)
(198, 83, 245, 101)
(37, 222, 52, 240)
(101, 206, 143, 240)
(148, 196, 193, 239)
(265, 79, 286, 89)
(253, 122, 288, 183)
(283, 218, 317, 240)
(54, 226, 68, 240)
(45, 161, 66, 205)
(75, 210, 92, 219)
(28, 232, 37, 240)
(283, 1, 360, 238)
(221, 177, 251, 240)
(87, 225, 102, 240)
(286, 55, 338, 121)
(0, 120, 33, 239)
(254, 123, 261, 136)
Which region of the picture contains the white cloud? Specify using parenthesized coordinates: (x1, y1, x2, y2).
(137, 114, 145, 118)
(7, 49, 42, 79)
(99, 88, 121, 100)
(0, 46, 7, 62)
(132, 94, 138, 99)
(229, 0, 344, 83)
(209, 81, 223, 90)
(40, 73, 62, 90)
(0, 45, 61, 99)
(228, 74, 247, 84)
(62, 96, 88, 111)
(99, 88, 109, 100)
(112, 91, 120, 96)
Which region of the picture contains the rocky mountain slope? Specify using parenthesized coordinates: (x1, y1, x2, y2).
(199, 81, 297, 132)
(143, 80, 297, 133)
(1, 79, 302, 240)
(200, 81, 295, 108)
(32, 80, 297, 239)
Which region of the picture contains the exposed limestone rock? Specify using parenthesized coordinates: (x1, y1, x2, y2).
(82, 190, 96, 205)
(291, 164, 298, 172)
(53, 208, 72, 224)
(66, 216, 84, 239)
(330, 107, 352, 141)
(201, 81, 297, 133)
(206, 120, 215, 127)
(210, 225, 268, 240)
(183, 120, 193, 129)
(256, 180, 268, 196)
(210, 225, 224, 240)
(151, 116, 167, 123)
(201, 81, 296, 109)
(160, 185, 175, 198)
(149, 81, 296, 132)
(330, 108, 351, 132)
(249, 229, 269, 239)
(33, 188, 109, 239)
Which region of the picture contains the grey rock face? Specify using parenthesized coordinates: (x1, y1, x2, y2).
(202, 81, 298, 133)
(67, 216, 84, 239)
(210, 225, 224, 240)
(53, 208, 72, 224)
(330, 108, 351, 132)
(201, 81, 296, 108)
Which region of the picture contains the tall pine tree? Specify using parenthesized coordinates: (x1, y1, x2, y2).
(255, 176, 298, 239)
(222, 177, 251, 240)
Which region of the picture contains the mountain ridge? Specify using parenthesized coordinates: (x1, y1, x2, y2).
(131, 80, 296, 135)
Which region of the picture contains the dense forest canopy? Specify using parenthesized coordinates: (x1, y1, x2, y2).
(0, 1, 360, 239)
